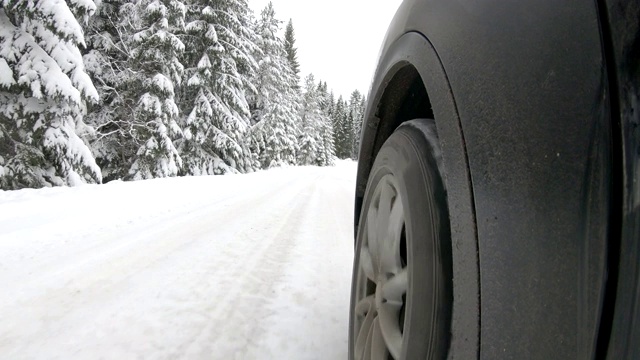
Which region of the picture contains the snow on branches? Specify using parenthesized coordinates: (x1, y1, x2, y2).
(0, 1, 101, 189)
(0, 0, 354, 190)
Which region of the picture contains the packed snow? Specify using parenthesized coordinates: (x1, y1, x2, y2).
(0, 161, 357, 359)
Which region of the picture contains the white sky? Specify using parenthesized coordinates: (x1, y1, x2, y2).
(249, 0, 403, 100)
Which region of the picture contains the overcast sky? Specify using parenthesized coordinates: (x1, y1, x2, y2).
(249, 0, 403, 100)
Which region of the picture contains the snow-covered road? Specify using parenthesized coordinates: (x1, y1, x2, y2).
(0, 162, 356, 359)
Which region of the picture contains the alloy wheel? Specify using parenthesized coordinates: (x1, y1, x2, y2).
(353, 175, 408, 360)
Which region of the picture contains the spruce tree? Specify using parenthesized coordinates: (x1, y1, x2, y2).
(298, 74, 334, 166)
(317, 81, 329, 112)
(248, 2, 300, 169)
(332, 96, 352, 159)
(0, 0, 101, 189)
(319, 108, 336, 166)
(83, 0, 138, 181)
(298, 74, 322, 165)
(350, 92, 366, 159)
(178, 0, 257, 175)
(283, 19, 300, 80)
(327, 91, 336, 119)
(124, 0, 186, 180)
(314, 81, 336, 164)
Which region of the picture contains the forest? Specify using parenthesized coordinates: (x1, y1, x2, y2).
(0, 0, 367, 190)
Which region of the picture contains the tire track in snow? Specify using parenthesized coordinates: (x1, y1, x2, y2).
(0, 172, 303, 293)
(242, 166, 356, 359)
(0, 171, 315, 358)
(0, 163, 357, 359)
(178, 176, 323, 359)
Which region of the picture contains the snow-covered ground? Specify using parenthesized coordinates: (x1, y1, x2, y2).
(0, 161, 357, 359)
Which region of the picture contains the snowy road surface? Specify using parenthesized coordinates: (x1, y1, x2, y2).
(0, 161, 356, 359)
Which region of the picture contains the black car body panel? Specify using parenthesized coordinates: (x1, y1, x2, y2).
(354, 0, 640, 357)
(600, 0, 640, 358)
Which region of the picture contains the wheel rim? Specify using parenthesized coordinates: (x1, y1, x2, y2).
(354, 175, 408, 360)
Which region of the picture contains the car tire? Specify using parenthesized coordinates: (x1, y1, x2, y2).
(349, 119, 453, 359)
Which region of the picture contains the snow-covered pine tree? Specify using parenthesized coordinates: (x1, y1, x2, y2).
(314, 80, 335, 165)
(283, 19, 299, 83)
(349, 90, 366, 159)
(298, 74, 335, 166)
(318, 83, 338, 141)
(178, 0, 257, 175)
(124, 0, 186, 180)
(318, 106, 336, 166)
(220, 0, 260, 172)
(83, 0, 141, 181)
(298, 74, 321, 165)
(0, 0, 101, 189)
(317, 81, 328, 111)
(248, 2, 300, 169)
(332, 95, 352, 159)
(228, 0, 260, 110)
(326, 90, 336, 119)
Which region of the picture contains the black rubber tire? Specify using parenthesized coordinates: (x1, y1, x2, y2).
(349, 119, 453, 359)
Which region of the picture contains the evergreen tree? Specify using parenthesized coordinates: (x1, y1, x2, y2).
(178, 0, 257, 175)
(350, 92, 366, 159)
(319, 106, 336, 166)
(298, 74, 335, 166)
(332, 96, 352, 159)
(317, 81, 329, 112)
(83, 0, 139, 181)
(298, 74, 322, 165)
(326, 91, 336, 119)
(124, 0, 186, 180)
(248, 2, 300, 168)
(315, 81, 336, 164)
(283, 19, 299, 80)
(0, 0, 101, 189)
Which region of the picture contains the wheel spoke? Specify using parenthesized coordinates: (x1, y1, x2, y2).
(375, 182, 393, 260)
(355, 294, 375, 316)
(382, 268, 408, 307)
(363, 320, 374, 360)
(380, 194, 404, 275)
(371, 317, 389, 360)
(366, 205, 379, 277)
(388, 193, 404, 248)
(378, 302, 403, 360)
(355, 295, 376, 360)
(360, 245, 376, 281)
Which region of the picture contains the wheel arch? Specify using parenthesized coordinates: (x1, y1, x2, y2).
(354, 31, 480, 359)
(355, 63, 433, 203)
